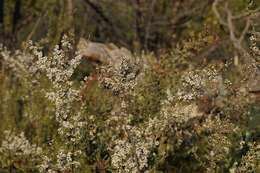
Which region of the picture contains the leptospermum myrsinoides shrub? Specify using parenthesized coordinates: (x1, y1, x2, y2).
(1, 35, 87, 173)
(0, 32, 259, 173)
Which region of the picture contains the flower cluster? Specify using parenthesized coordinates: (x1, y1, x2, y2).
(0, 130, 42, 166)
(230, 142, 260, 173)
(0, 44, 35, 83)
(99, 55, 141, 95)
(26, 35, 88, 172)
(206, 133, 232, 172)
(29, 35, 86, 144)
(110, 136, 150, 173)
(250, 31, 260, 59)
(38, 156, 55, 173)
(176, 67, 226, 101)
(56, 149, 81, 171)
(109, 89, 204, 172)
(38, 150, 81, 173)
(107, 112, 154, 172)
(161, 90, 203, 123)
(194, 116, 240, 172)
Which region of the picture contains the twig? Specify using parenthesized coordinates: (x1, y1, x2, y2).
(239, 17, 251, 43)
(213, 0, 254, 54)
(232, 7, 260, 20)
(212, 0, 228, 26)
(26, 12, 48, 43)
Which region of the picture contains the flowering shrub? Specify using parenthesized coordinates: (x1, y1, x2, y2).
(99, 54, 141, 96)
(0, 131, 42, 172)
(231, 142, 260, 173)
(0, 31, 259, 173)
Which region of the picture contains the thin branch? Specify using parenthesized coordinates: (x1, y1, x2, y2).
(213, 0, 253, 54)
(232, 7, 260, 20)
(239, 17, 251, 43)
(193, 38, 224, 61)
(212, 0, 227, 26)
(26, 12, 48, 43)
(211, 0, 260, 69)
(171, 1, 208, 26)
(226, 3, 237, 47)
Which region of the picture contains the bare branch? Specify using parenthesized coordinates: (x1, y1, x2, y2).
(232, 7, 260, 20)
(239, 17, 251, 43)
(212, 0, 227, 26)
(26, 12, 48, 43)
(225, 3, 238, 48)
(213, 0, 254, 54)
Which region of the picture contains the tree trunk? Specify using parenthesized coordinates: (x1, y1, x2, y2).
(133, 0, 143, 52)
(12, 0, 21, 33)
(67, 0, 74, 34)
(0, 0, 4, 41)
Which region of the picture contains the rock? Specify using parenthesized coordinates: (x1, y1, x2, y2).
(77, 38, 133, 65)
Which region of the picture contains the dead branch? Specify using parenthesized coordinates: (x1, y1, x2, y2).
(232, 6, 260, 20)
(212, 0, 260, 83)
(212, 0, 227, 26)
(212, 0, 259, 53)
(26, 11, 48, 43)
